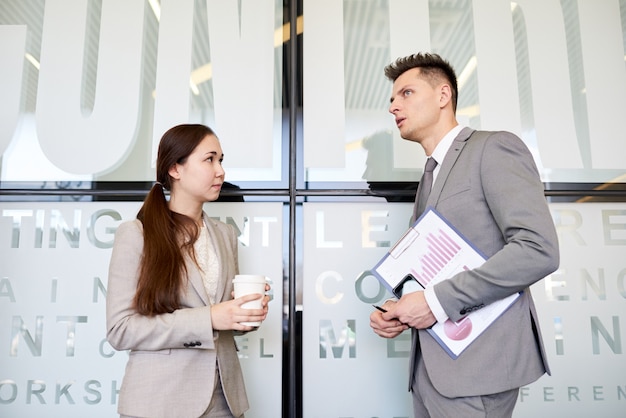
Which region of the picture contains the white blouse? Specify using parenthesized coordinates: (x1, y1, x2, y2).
(194, 224, 220, 305)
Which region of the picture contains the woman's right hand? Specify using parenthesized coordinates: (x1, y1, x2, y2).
(210, 294, 268, 331)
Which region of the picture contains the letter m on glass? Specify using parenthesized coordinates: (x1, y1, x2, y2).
(319, 320, 356, 358)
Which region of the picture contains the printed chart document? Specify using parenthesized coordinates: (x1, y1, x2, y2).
(372, 207, 520, 359)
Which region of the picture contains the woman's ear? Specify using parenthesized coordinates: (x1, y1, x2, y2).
(168, 164, 181, 180)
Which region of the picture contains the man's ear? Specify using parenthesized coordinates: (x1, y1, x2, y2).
(439, 84, 452, 109)
(168, 164, 181, 180)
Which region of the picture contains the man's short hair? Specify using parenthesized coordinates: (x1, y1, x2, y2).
(384, 52, 458, 111)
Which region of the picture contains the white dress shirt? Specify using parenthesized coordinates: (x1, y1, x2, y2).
(423, 125, 464, 324)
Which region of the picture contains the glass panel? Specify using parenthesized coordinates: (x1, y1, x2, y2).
(302, 0, 626, 185)
(0, 201, 284, 417)
(0, 0, 286, 186)
(301, 201, 626, 417)
(302, 202, 414, 416)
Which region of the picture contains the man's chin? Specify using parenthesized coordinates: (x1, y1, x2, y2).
(397, 129, 411, 140)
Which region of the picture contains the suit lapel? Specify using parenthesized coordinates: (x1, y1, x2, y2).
(187, 258, 210, 306)
(428, 127, 474, 207)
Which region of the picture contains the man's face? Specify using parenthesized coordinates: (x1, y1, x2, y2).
(388, 68, 442, 143)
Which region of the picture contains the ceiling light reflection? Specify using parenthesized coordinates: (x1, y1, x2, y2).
(187, 15, 303, 92)
(149, 0, 160, 21)
(457, 56, 477, 92)
(25, 53, 40, 70)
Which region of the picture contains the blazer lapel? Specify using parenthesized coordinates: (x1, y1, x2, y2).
(428, 127, 474, 206)
(187, 257, 210, 306)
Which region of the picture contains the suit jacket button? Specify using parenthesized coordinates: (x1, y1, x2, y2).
(184, 343, 190, 348)
(195, 341, 202, 347)
(460, 309, 467, 315)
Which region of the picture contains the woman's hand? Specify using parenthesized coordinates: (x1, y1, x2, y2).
(212, 284, 271, 331)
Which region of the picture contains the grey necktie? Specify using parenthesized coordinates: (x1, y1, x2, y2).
(414, 157, 438, 220)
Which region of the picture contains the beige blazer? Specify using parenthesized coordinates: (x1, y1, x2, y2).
(409, 128, 559, 397)
(106, 215, 248, 418)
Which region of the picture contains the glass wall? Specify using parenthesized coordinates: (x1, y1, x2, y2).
(1, 1, 625, 417)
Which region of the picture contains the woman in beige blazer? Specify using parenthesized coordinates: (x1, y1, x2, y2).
(106, 124, 269, 418)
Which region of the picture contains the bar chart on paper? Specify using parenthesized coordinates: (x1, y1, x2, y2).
(409, 228, 469, 288)
(373, 208, 486, 295)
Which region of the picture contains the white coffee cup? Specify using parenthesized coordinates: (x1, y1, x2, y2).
(233, 274, 267, 326)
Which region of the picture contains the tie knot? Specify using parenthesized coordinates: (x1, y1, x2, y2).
(425, 157, 437, 173)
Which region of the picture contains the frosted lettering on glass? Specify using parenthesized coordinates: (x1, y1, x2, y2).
(303, 0, 346, 168)
(472, 0, 522, 134)
(514, 0, 583, 168)
(578, 0, 626, 169)
(36, 0, 144, 174)
(0, 26, 26, 156)
(318, 319, 356, 358)
(388, 0, 431, 170)
(151, 0, 195, 165)
(206, 0, 274, 168)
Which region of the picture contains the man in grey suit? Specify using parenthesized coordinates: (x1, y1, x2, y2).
(369, 53, 559, 417)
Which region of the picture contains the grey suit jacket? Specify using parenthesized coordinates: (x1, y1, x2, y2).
(410, 128, 559, 397)
(106, 215, 249, 418)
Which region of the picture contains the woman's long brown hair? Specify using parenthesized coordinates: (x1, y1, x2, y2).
(134, 124, 215, 316)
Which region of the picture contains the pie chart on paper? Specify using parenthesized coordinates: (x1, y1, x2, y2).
(443, 317, 473, 340)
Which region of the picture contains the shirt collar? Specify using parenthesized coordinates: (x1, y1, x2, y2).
(430, 125, 464, 165)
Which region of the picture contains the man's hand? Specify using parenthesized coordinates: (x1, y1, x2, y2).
(384, 291, 436, 329)
(369, 300, 409, 338)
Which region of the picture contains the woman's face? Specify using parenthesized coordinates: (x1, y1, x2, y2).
(169, 134, 225, 204)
